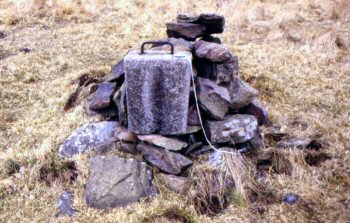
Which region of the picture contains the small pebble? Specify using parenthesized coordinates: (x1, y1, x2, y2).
(19, 48, 31, 53)
(282, 193, 299, 204)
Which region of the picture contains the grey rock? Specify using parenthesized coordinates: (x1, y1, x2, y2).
(196, 77, 231, 119)
(89, 81, 116, 110)
(56, 190, 76, 217)
(198, 13, 225, 34)
(113, 126, 138, 143)
(277, 137, 313, 149)
(166, 22, 206, 41)
(116, 142, 137, 155)
(239, 99, 269, 126)
(282, 193, 299, 204)
(85, 156, 153, 209)
(187, 105, 201, 126)
(206, 115, 258, 144)
(194, 40, 231, 62)
(137, 135, 187, 151)
(176, 13, 199, 23)
(58, 121, 119, 157)
(217, 55, 239, 84)
(157, 173, 192, 195)
(137, 144, 193, 175)
(124, 50, 192, 135)
(112, 83, 127, 126)
(226, 76, 259, 110)
(185, 142, 203, 155)
(104, 60, 124, 82)
(186, 125, 202, 134)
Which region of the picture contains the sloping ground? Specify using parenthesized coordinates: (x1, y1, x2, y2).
(0, 0, 349, 222)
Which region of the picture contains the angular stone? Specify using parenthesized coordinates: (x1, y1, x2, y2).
(137, 144, 193, 175)
(187, 105, 201, 126)
(239, 99, 269, 126)
(206, 115, 258, 144)
(194, 40, 231, 62)
(157, 173, 192, 195)
(85, 156, 153, 209)
(124, 50, 192, 135)
(89, 81, 116, 110)
(277, 137, 314, 149)
(58, 121, 119, 157)
(200, 35, 221, 44)
(112, 83, 127, 126)
(226, 76, 259, 110)
(137, 135, 187, 151)
(196, 77, 231, 119)
(193, 57, 217, 80)
(217, 55, 239, 84)
(198, 13, 225, 34)
(282, 193, 299, 204)
(116, 142, 137, 155)
(166, 22, 206, 41)
(113, 126, 138, 143)
(186, 125, 201, 134)
(176, 13, 199, 23)
(104, 60, 124, 82)
(56, 190, 76, 217)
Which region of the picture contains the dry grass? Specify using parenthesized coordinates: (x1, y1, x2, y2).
(0, 0, 350, 222)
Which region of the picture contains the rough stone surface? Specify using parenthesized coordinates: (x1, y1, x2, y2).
(157, 173, 192, 195)
(104, 60, 124, 82)
(137, 144, 193, 175)
(137, 135, 187, 151)
(58, 121, 119, 157)
(197, 77, 231, 119)
(116, 142, 137, 154)
(194, 40, 231, 62)
(113, 126, 138, 143)
(217, 55, 239, 84)
(206, 115, 258, 144)
(277, 138, 314, 149)
(125, 50, 192, 135)
(187, 105, 201, 126)
(56, 190, 76, 217)
(89, 81, 116, 110)
(239, 99, 269, 126)
(85, 156, 153, 209)
(112, 83, 127, 126)
(186, 125, 201, 134)
(166, 22, 206, 41)
(198, 13, 225, 34)
(225, 76, 259, 110)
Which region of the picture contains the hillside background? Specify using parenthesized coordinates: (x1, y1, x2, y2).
(0, 0, 349, 222)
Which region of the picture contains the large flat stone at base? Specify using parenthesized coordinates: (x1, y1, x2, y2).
(85, 156, 153, 209)
(58, 121, 119, 157)
(206, 115, 258, 144)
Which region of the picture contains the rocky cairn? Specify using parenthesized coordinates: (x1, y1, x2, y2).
(58, 13, 269, 211)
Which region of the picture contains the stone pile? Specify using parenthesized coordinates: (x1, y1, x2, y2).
(58, 13, 269, 211)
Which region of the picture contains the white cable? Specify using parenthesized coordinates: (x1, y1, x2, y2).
(190, 71, 239, 155)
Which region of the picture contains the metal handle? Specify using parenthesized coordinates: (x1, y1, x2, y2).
(141, 41, 174, 55)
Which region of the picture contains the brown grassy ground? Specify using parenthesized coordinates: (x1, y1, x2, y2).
(0, 0, 349, 222)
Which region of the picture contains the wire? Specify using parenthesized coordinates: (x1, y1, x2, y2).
(190, 71, 239, 155)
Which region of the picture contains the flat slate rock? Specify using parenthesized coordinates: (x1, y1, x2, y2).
(206, 115, 258, 144)
(89, 81, 116, 110)
(217, 55, 239, 84)
(56, 190, 76, 217)
(197, 77, 231, 119)
(194, 40, 231, 62)
(104, 60, 124, 82)
(157, 173, 192, 195)
(226, 76, 259, 110)
(58, 121, 119, 157)
(137, 144, 193, 175)
(166, 22, 206, 41)
(137, 135, 187, 151)
(85, 156, 153, 209)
